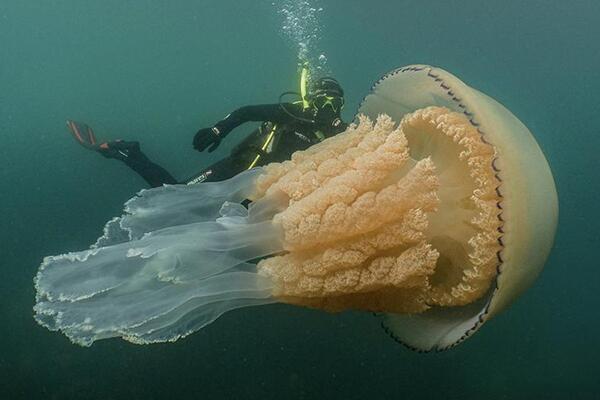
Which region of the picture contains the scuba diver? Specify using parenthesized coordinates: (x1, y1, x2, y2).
(67, 72, 347, 188)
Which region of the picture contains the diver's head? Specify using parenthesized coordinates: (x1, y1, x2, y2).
(307, 77, 345, 123)
(310, 77, 344, 99)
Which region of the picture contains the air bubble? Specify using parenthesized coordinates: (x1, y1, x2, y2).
(274, 0, 331, 77)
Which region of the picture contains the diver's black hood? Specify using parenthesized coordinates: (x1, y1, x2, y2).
(311, 77, 344, 98)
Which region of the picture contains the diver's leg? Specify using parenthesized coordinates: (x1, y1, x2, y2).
(184, 156, 246, 185)
(66, 120, 177, 187)
(106, 141, 178, 187)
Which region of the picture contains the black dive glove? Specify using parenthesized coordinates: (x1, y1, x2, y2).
(193, 127, 223, 153)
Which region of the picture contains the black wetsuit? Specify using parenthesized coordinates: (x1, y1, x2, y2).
(124, 103, 347, 187)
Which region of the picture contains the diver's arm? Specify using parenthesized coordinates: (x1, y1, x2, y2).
(213, 103, 299, 136)
(193, 103, 302, 152)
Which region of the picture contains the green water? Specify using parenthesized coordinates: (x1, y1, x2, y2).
(1, 0, 598, 398)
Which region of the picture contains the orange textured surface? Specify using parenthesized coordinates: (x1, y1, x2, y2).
(254, 107, 502, 313)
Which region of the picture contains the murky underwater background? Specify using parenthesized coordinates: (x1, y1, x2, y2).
(1, 0, 599, 398)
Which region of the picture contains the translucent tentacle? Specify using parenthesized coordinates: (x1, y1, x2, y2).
(94, 168, 264, 247)
(33, 168, 285, 346)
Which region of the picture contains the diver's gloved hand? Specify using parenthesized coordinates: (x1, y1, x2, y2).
(193, 127, 222, 153)
(97, 140, 141, 161)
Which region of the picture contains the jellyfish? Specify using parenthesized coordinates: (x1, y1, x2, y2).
(34, 65, 558, 351)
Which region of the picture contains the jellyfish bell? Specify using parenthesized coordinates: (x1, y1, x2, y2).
(33, 65, 557, 350)
(357, 65, 558, 350)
